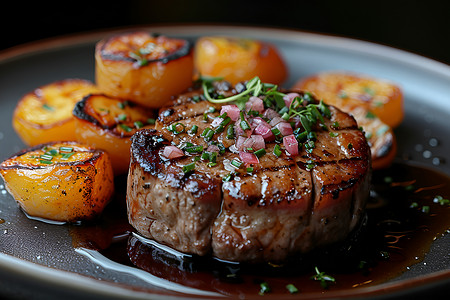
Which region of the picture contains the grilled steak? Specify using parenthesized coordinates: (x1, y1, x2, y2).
(126, 79, 371, 263)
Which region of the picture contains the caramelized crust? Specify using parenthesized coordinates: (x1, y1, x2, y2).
(95, 32, 194, 108)
(73, 94, 155, 175)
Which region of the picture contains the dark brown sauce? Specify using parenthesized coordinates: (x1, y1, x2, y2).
(69, 162, 450, 297)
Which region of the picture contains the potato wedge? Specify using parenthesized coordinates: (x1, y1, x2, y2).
(293, 72, 403, 128)
(0, 141, 114, 223)
(73, 94, 156, 175)
(194, 36, 287, 85)
(12, 79, 99, 146)
(95, 31, 194, 108)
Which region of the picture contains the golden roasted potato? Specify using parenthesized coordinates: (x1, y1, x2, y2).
(293, 72, 403, 128)
(73, 94, 156, 175)
(95, 31, 194, 108)
(194, 36, 288, 85)
(12, 79, 99, 147)
(293, 72, 401, 169)
(0, 141, 114, 223)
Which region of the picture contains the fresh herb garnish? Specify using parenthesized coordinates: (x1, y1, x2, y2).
(311, 267, 335, 289)
(182, 162, 196, 173)
(42, 103, 54, 111)
(433, 195, 450, 206)
(273, 144, 282, 157)
(259, 282, 271, 295)
(285, 283, 299, 294)
(167, 122, 186, 135)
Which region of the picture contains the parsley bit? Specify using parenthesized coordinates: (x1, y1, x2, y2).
(433, 195, 450, 206)
(285, 283, 299, 294)
(311, 267, 335, 289)
(259, 282, 271, 295)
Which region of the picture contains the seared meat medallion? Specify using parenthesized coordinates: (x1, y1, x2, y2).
(126, 78, 371, 263)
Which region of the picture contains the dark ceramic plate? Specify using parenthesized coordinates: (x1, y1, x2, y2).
(0, 25, 449, 299)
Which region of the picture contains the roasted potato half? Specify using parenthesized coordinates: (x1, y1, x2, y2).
(95, 31, 194, 108)
(0, 141, 114, 223)
(73, 94, 156, 175)
(12, 79, 99, 146)
(194, 36, 288, 85)
(293, 71, 403, 128)
(293, 72, 401, 169)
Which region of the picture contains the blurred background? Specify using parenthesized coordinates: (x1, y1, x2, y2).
(1, 0, 449, 65)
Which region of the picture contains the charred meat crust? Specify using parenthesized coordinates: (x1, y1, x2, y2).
(127, 86, 371, 262)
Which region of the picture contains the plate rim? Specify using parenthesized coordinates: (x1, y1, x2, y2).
(0, 24, 449, 299)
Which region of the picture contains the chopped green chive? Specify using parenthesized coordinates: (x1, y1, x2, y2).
(42, 103, 54, 111)
(226, 125, 235, 139)
(117, 101, 129, 109)
(306, 159, 316, 170)
(338, 91, 348, 99)
(60, 153, 74, 159)
(167, 123, 185, 135)
(273, 144, 282, 157)
(147, 118, 156, 125)
(129, 51, 148, 67)
(201, 127, 211, 137)
(365, 111, 376, 119)
(59, 147, 73, 153)
(230, 159, 243, 169)
(363, 86, 376, 96)
(134, 121, 144, 129)
(119, 124, 132, 132)
(118, 114, 127, 121)
(410, 202, 419, 208)
(204, 129, 214, 141)
(214, 117, 232, 134)
(189, 125, 198, 134)
(285, 284, 299, 294)
(184, 145, 203, 153)
(259, 282, 271, 295)
(182, 162, 196, 173)
(329, 132, 339, 137)
(39, 154, 53, 161)
(240, 112, 251, 131)
(254, 148, 266, 158)
(222, 173, 234, 182)
(434, 195, 450, 206)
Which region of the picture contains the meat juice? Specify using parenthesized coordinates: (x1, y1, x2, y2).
(70, 162, 450, 296)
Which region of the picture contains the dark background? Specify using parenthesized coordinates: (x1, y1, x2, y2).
(1, 0, 450, 65)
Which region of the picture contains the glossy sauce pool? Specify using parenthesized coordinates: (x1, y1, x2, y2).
(69, 162, 450, 297)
